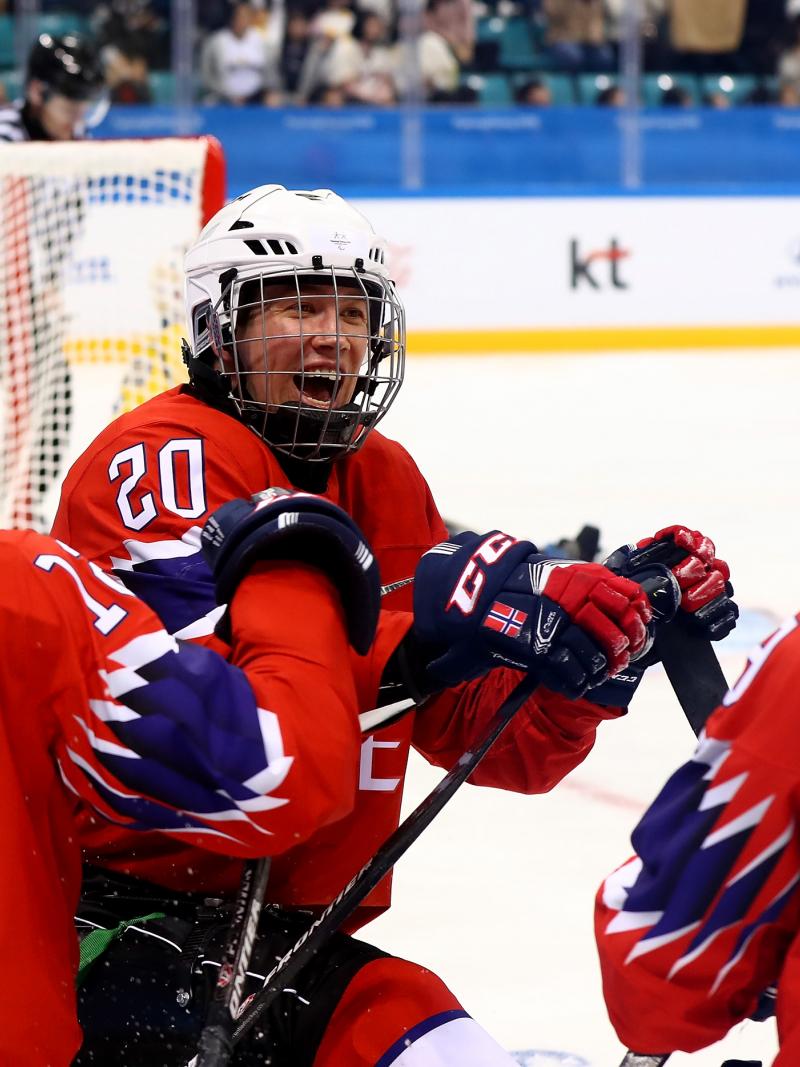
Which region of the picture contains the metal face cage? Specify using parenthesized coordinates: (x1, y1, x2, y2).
(211, 265, 405, 461)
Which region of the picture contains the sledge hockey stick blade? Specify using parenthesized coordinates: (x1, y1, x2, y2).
(655, 611, 729, 737)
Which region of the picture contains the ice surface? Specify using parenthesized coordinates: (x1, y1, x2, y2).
(368, 350, 790, 1066)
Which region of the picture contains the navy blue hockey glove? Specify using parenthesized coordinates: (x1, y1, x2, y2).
(412, 531, 653, 700)
(201, 487, 380, 654)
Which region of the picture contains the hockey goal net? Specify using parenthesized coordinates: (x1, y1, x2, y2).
(0, 135, 225, 531)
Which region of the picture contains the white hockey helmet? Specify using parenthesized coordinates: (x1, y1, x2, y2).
(184, 185, 405, 461)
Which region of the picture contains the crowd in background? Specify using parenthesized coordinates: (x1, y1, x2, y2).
(3, 0, 800, 107)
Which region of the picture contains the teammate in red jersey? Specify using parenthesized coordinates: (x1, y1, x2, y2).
(52, 185, 737, 1065)
(0, 489, 394, 1065)
(595, 619, 800, 1067)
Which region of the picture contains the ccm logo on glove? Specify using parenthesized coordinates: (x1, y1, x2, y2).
(443, 532, 520, 614)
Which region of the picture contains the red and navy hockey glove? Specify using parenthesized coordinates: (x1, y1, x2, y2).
(412, 531, 653, 699)
(201, 487, 380, 653)
(592, 526, 736, 708)
(586, 545, 682, 707)
(629, 525, 738, 641)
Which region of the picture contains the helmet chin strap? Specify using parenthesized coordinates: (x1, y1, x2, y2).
(183, 338, 369, 465)
(243, 400, 375, 463)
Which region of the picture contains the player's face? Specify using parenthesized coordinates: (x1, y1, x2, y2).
(233, 281, 370, 410)
(40, 92, 92, 140)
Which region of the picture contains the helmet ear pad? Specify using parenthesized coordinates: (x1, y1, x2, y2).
(191, 300, 234, 367)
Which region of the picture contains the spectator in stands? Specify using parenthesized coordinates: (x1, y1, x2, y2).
(102, 38, 152, 103)
(426, 0, 474, 67)
(311, 0, 357, 43)
(604, 0, 668, 71)
(308, 83, 347, 105)
(515, 76, 552, 105)
(779, 80, 800, 106)
(604, 0, 665, 45)
(669, 0, 745, 55)
(286, 0, 358, 102)
(92, 0, 170, 71)
(0, 32, 108, 142)
(701, 89, 731, 108)
(744, 82, 778, 104)
(200, 1, 278, 104)
(667, 0, 746, 73)
(250, 0, 285, 53)
(274, 9, 315, 100)
(661, 83, 693, 107)
(196, 0, 233, 33)
(543, 0, 613, 71)
(321, 10, 397, 104)
(596, 83, 624, 106)
(354, 0, 393, 25)
(739, 0, 787, 75)
(778, 16, 800, 95)
(393, 0, 460, 101)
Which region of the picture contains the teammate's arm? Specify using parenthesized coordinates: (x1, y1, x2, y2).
(595, 618, 800, 1055)
(49, 491, 381, 858)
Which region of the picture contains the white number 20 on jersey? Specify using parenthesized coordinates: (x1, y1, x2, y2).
(109, 439, 207, 531)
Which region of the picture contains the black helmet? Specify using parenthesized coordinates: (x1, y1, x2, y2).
(26, 33, 105, 101)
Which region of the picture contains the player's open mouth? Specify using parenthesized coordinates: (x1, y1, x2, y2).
(293, 372, 341, 407)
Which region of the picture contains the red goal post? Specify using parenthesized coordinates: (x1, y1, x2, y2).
(0, 135, 225, 530)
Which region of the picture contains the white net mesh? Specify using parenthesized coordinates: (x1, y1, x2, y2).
(0, 137, 225, 530)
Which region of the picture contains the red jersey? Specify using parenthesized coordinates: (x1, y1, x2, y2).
(0, 529, 383, 1065)
(54, 385, 624, 913)
(595, 618, 800, 1066)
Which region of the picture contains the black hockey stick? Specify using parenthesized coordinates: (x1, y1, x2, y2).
(194, 856, 272, 1067)
(655, 611, 730, 736)
(617, 612, 730, 1067)
(192, 575, 424, 1067)
(226, 670, 540, 1049)
(192, 576, 419, 1066)
(618, 1055, 671, 1067)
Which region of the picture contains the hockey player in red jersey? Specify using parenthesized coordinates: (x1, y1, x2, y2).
(595, 618, 800, 1067)
(52, 185, 738, 1065)
(0, 489, 393, 1065)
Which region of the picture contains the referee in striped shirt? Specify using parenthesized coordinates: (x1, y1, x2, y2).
(0, 32, 107, 142)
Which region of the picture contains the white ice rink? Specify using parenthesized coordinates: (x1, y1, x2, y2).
(364, 348, 799, 1067)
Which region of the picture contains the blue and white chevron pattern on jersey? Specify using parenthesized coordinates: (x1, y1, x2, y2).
(110, 526, 224, 639)
(603, 731, 800, 992)
(60, 625, 290, 844)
